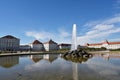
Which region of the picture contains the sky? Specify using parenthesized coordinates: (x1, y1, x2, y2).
(0, 0, 120, 45)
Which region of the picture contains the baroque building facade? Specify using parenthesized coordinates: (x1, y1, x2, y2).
(85, 40, 120, 49)
(43, 39, 59, 51)
(0, 35, 20, 51)
(58, 43, 71, 49)
(29, 40, 45, 51)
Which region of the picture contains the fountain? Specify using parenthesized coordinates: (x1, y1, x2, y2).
(71, 24, 77, 51)
(62, 24, 92, 61)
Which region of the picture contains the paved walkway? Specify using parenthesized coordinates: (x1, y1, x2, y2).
(0, 52, 60, 57)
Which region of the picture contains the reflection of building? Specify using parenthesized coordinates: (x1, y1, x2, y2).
(43, 54, 58, 63)
(30, 55, 43, 63)
(101, 53, 110, 60)
(30, 40, 45, 51)
(85, 40, 120, 49)
(0, 56, 19, 68)
(0, 35, 20, 51)
(58, 43, 71, 49)
(44, 39, 59, 51)
(29, 54, 58, 63)
(102, 53, 120, 60)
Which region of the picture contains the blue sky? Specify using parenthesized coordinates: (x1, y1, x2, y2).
(0, 0, 120, 45)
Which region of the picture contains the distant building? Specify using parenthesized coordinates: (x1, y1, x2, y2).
(19, 45, 31, 51)
(30, 40, 44, 51)
(43, 39, 59, 51)
(85, 40, 120, 49)
(58, 43, 71, 49)
(0, 35, 20, 51)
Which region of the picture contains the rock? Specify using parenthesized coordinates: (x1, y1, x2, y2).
(83, 54, 89, 58)
(62, 52, 68, 57)
(78, 52, 83, 57)
(88, 54, 93, 58)
(71, 52, 78, 58)
(61, 48, 93, 63)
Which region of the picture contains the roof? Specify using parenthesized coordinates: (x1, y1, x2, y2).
(59, 43, 71, 46)
(108, 42, 120, 45)
(87, 43, 102, 46)
(0, 35, 19, 39)
(44, 39, 57, 44)
(86, 40, 120, 46)
(32, 40, 43, 44)
(31, 57, 42, 63)
(48, 57, 57, 63)
(44, 55, 57, 63)
(103, 40, 109, 44)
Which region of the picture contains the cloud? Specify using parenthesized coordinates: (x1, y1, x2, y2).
(25, 15, 120, 45)
(109, 38, 120, 41)
(26, 31, 55, 40)
(84, 20, 101, 27)
(59, 29, 70, 38)
(85, 15, 120, 27)
(85, 59, 120, 76)
(25, 29, 71, 43)
(78, 15, 120, 45)
(93, 24, 114, 31)
(57, 29, 71, 43)
(114, 0, 120, 9)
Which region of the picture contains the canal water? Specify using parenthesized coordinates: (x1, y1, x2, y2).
(0, 53, 120, 80)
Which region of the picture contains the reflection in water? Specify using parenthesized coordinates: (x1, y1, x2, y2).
(101, 53, 110, 60)
(94, 53, 120, 61)
(72, 63, 78, 80)
(43, 54, 58, 63)
(30, 55, 43, 63)
(62, 56, 91, 63)
(29, 54, 59, 63)
(0, 53, 120, 80)
(0, 56, 19, 68)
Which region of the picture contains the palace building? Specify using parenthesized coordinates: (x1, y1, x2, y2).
(0, 35, 20, 51)
(85, 40, 120, 49)
(29, 40, 45, 51)
(58, 43, 71, 49)
(43, 39, 59, 51)
(20, 39, 60, 52)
